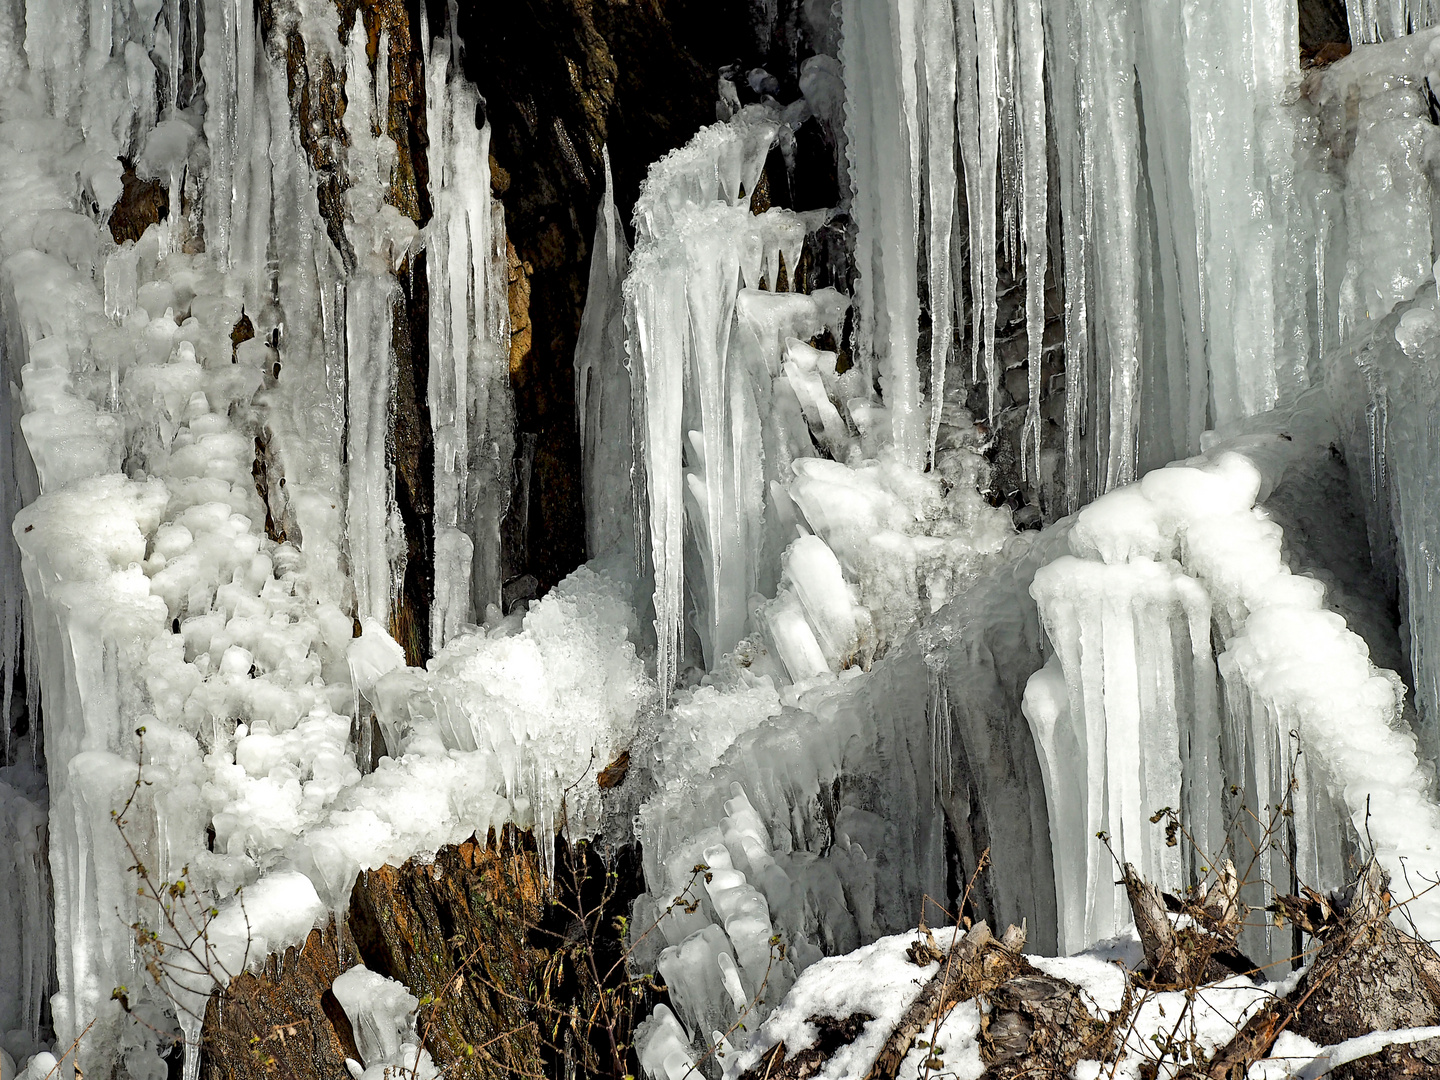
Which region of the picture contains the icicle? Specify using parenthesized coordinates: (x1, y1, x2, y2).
(1039, 0, 1086, 509)
(839, 0, 924, 466)
(1016, 0, 1046, 482)
(920, 0, 958, 468)
(574, 148, 636, 567)
(341, 10, 417, 627)
(200, 0, 238, 268)
(627, 241, 687, 699)
(168, 0, 182, 112)
(973, 0, 1001, 421)
(180, 1012, 203, 1080)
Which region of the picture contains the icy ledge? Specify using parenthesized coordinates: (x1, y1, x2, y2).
(1024, 393, 1440, 957)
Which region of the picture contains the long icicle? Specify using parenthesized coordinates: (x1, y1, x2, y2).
(922, 0, 958, 468)
(973, 0, 1002, 422)
(1016, 0, 1048, 485)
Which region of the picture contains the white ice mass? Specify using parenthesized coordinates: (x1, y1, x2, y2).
(2, 0, 1440, 1076)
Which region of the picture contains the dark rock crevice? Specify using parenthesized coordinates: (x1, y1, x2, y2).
(447, 0, 753, 597)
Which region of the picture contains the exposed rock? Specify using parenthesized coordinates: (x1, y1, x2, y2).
(200, 830, 653, 1080)
(506, 238, 532, 377)
(202, 831, 551, 1080)
(389, 253, 434, 667)
(108, 161, 169, 245)
(454, 0, 754, 594)
(1299, 0, 1350, 60)
(734, 921, 1111, 1080)
(200, 923, 360, 1080)
(1205, 860, 1440, 1079)
(980, 970, 1109, 1079)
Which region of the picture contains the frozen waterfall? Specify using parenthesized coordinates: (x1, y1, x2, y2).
(2, 0, 1440, 1078)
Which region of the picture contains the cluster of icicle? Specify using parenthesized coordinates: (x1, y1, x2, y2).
(1023, 399, 1440, 962)
(1351, 0, 1440, 42)
(0, 0, 529, 1075)
(607, 77, 1017, 1077)
(840, 0, 1321, 507)
(625, 9, 1440, 1076)
(10, 0, 1440, 1077)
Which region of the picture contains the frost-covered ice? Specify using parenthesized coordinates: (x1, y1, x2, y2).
(332, 966, 439, 1080)
(8, 0, 1440, 1077)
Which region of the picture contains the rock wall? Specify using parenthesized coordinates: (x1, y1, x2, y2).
(454, 0, 759, 597)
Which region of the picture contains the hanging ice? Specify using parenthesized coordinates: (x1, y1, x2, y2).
(425, 31, 514, 649)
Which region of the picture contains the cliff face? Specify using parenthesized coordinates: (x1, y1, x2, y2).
(453, 0, 750, 597)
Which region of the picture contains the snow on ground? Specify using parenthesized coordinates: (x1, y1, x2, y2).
(727, 926, 1439, 1080)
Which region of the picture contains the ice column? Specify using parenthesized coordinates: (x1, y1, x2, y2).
(425, 34, 513, 648)
(340, 13, 417, 629)
(1312, 33, 1440, 759)
(840, 0, 924, 466)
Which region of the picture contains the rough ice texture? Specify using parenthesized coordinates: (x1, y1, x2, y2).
(0, 0, 528, 1074)
(1026, 395, 1440, 958)
(12, 2, 1440, 1079)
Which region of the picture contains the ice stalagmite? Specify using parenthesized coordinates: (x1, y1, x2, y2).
(574, 148, 635, 570)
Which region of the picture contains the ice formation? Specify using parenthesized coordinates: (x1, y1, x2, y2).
(0, 0, 532, 1073)
(332, 966, 439, 1080)
(6, 0, 1440, 1077)
(621, 4, 1440, 1072)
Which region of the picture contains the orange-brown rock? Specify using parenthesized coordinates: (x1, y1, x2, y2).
(347, 831, 549, 1076)
(201, 832, 550, 1080)
(109, 161, 169, 245)
(200, 923, 360, 1080)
